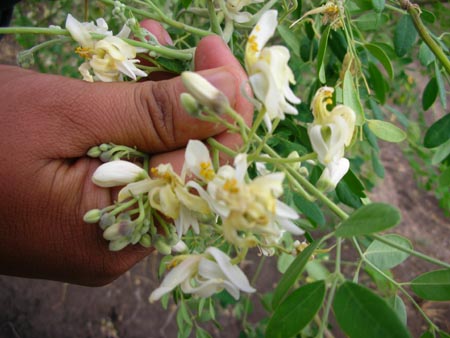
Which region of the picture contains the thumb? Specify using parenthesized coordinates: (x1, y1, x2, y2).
(75, 65, 239, 153)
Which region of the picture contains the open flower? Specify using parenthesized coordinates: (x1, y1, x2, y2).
(245, 10, 301, 130)
(149, 247, 255, 302)
(308, 87, 355, 165)
(117, 163, 211, 236)
(66, 14, 147, 82)
(193, 152, 303, 249)
(308, 87, 355, 190)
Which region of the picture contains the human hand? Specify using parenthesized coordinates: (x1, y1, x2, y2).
(0, 21, 252, 286)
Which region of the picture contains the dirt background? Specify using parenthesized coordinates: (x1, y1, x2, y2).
(1, 12, 449, 338)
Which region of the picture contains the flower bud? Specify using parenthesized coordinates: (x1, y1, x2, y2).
(139, 234, 152, 248)
(154, 238, 172, 255)
(83, 209, 102, 223)
(87, 146, 102, 158)
(171, 240, 188, 253)
(99, 143, 111, 152)
(92, 160, 147, 187)
(181, 71, 229, 114)
(103, 220, 134, 240)
(180, 93, 200, 116)
(99, 213, 116, 230)
(109, 238, 129, 251)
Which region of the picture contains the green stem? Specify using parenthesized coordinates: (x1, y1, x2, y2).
(0, 27, 69, 36)
(207, 0, 223, 35)
(122, 37, 193, 60)
(110, 198, 138, 216)
(251, 153, 317, 164)
(100, 0, 159, 20)
(136, 0, 212, 37)
(399, 0, 450, 74)
(207, 138, 238, 158)
(353, 238, 440, 331)
(370, 234, 450, 269)
(317, 238, 342, 337)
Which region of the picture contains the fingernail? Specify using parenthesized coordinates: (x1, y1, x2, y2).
(201, 68, 237, 109)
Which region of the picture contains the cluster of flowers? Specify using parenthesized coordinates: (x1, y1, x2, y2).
(86, 139, 304, 301)
(81, 5, 355, 302)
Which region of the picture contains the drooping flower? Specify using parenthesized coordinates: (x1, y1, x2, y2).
(245, 10, 301, 130)
(308, 87, 355, 165)
(307, 86, 356, 190)
(65, 14, 147, 82)
(149, 247, 255, 302)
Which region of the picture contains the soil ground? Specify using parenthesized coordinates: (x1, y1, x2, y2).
(1, 27, 449, 338)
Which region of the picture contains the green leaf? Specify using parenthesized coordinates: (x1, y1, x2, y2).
(156, 57, 187, 74)
(422, 77, 438, 110)
(372, 149, 385, 178)
(424, 114, 450, 148)
(371, 0, 385, 12)
(334, 282, 411, 338)
(336, 178, 363, 208)
(365, 43, 394, 79)
(435, 61, 447, 110)
(196, 326, 213, 338)
(439, 166, 450, 187)
(368, 62, 387, 104)
(411, 269, 450, 301)
(278, 25, 300, 57)
(317, 26, 331, 84)
(394, 15, 417, 57)
(388, 295, 407, 325)
(355, 13, 388, 31)
(365, 234, 412, 270)
(343, 70, 365, 125)
(419, 43, 435, 66)
(432, 138, 450, 165)
(367, 119, 407, 143)
(293, 194, 325, 226)
(272, 240, 321, 309)
(266, 281, 326, 338)
(420, 331, 434, 338)
(335, 203, 401, 237)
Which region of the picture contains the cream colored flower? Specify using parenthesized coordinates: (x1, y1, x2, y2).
(118, 163, 211, 236)
(245, 10, 301, 130)
(92, 160, 147, 187)
(149, 247, 255, 303)
(198, 153, 303, 249)
(65, 14, 147, 82)
(225, 0, 264, 23)
(308, 86, 355, 165)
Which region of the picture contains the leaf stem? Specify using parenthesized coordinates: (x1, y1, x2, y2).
(370, 234, 450, 269)
(398, 0, 450, 74)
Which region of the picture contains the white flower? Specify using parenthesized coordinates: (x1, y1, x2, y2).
(181, 72, 229, 114)
(307, 87, 355, 165)
(183, 140, 215, 183)
(117, 163, 211, 236)
(65, 14, 147, 82)
(245, 10, 301, 130)
(317, 158, 350, 191)
(92, 160, 147, 187)
(149, 247, 255, 303)
(225, 0, 264, 23)
(196, 153, 302, 249)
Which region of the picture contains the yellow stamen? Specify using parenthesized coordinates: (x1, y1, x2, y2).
(223, 178, 239, 193)
(200, 162, 215, 181)
(247, 35, 259, 53)
(75, 46, 92, 59)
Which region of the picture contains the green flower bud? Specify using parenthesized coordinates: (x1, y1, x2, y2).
(139, 234, 152, 248)
(154, 238, 172, 255)
(83, 209, 102, 223)
(99, 143, 111, 152)
(87, 146, 102, 158)
(180, 93, 200, 116)
(109, 238, 129, 251)
(99, 213, 115, 230)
